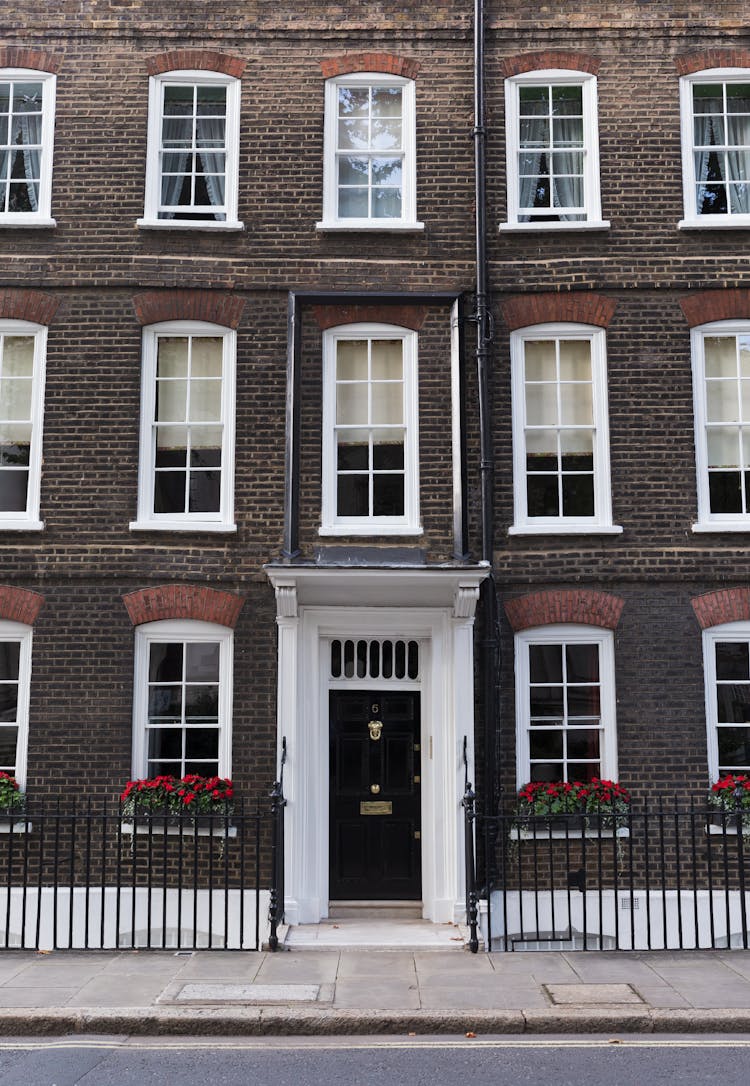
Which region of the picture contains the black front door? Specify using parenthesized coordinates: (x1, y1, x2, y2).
(329, 690, 421, 901)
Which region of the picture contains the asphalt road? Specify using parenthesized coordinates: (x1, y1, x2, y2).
(0, 1035, 749, 1085)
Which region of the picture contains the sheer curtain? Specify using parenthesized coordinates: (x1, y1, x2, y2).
(551, 115, 582, 222)
(16, 111, 41, 213)
(196, 114, 226, 219)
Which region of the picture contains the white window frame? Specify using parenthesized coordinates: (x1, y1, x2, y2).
(509, 323, 620, 535)
(514, 624, 618, 789)
(130, 320, 237, 533)
(501, 70, 608, 232)
(317, 72, 423, 232)
(691, 319, 750, 532)
(679, 69, 750, 230)
(320, 322, 421, 536)
(137, 69, 243, 231)
(131, 619, 233, 780)
(0, 319, 46, 531)
(0, 69, 56, 228)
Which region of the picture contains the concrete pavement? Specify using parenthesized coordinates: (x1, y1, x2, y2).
(0, 948, 748, 1035)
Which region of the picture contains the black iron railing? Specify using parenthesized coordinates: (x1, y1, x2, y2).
(0, 796, 284, 951)
(268, 737, 287, 951)
(465, 795, 750, 951)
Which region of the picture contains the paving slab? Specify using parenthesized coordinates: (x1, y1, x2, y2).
(65, 974, 175, 1008)
(255, 952, 340, 984)
(419, 986, 549, 1010)
(545, 983, 644, 1005)
(337, 951, 416, 978)
(0, 988, 79, 1008)
(333, 979, 420, 1010)
(631, 985, 692, 1008)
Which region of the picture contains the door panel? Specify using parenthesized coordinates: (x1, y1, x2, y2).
(329, 690, 421, 900)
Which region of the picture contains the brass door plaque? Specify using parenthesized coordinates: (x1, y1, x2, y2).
(360, 801, 393, 815)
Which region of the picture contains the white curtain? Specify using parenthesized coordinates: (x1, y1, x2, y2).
(16, 112, 41, 212)
(196, 115, 226, 219)
(551, 116, 582, 222)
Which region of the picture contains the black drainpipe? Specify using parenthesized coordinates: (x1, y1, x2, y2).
(473, 0, 500, 813)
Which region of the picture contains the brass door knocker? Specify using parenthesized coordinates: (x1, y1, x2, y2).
(368, 719, 383, 741)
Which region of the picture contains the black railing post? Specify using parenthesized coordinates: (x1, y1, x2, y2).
(268, 739, 287, 952)
(734, 785, 748, 949)
(462, 780, 479, 953)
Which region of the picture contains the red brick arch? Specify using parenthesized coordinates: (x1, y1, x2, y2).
(676, 51, 750, 77)
(680, 290, 750, 328)
(505, 590, 624, 632)
(691, 589, 750, 629)
(501, 293, 616, 332)
(132, 291, 245, 329)
(146, 50, 246, 78)
(0, 289, 60, 326)
(0, 587, 44, 626)
(122, 586, 245, 628)
(500, 51, 600, 78)
(320, 54, 420, 80)
(0, 48, 61, 73)
(313, 304, 428, 331)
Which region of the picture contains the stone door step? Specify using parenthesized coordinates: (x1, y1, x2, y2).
(280, 918, 475, 951)
(328, 900, 423, 920)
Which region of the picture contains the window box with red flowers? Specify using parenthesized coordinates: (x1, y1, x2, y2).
(511, 779, 631, 840)
(120, 774, 236, 837)
(707, 774, 750, 836)
(0, 772, 30, 833)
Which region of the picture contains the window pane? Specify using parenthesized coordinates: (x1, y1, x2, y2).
(185, 642, 220, 682)
(185, 729, 219, 759)
(529, 687, 564, 718)
(157, 338, 189, 379)
(0, 686, 17, 722)
(148, 685, 182, 722)
(524, 341, 556, 381)
(338, 156, 368, 185)
(561, 474, 595, 516)
(191, 338, 222, 378)
(338, 188, 369, 218)
(717, 683, 750, 723)
(149, 642, 182, 682)
(0, 379, 31, 421)
(185, 685, 218, 723)
(0, 643, 20, 682)
(372, 436, 404, 470)
(188, 379, 222, 422)
(0, 472, 28, 512)
(373, 474, 404, 516)
(337, 432, 369, 470)
(338, 474, 368, 516)
(567, 729, 600, 760)
(559, 340, 591, 381)
(371, 382, 403, 425)
(372, 87, 402, 118)
(337, 341, 367, 381)
(371, 118, 402, 151)
(567, 685, 601, 716)
(529, 730, 563, 759)
(371, 158, 402, 186)
(709, 470, 743, 513)
(560, 383, 593, 425)
(693, 84, 724, 114)
(157, 380, 187, 422)
(525, 382, 558, 425)
(0, 727, 17, 768)
(336, 382, 368, 424)
(188, 470, 220, 513)
(372, 189, 402, 217)
(526, 427, 558, 470)
(716, 641, 750, 681)
(519, 86, 549, 114)
(708, 427, 740, 468)
(148, 728, 183, 761)
(718, 726, 750, 767)
(560, 429, 593, 468)
(552, 85, 582, 116)
(566, 643, 599, 683)
(529, 643, 563, 683)
(567, 762, 599, 782)
(3, 337, 34, 377)
(371, 340, 403, 380)
(527, 474, 559, 517)
(338, 119, 368, 150)
(338, 87, 369, 117)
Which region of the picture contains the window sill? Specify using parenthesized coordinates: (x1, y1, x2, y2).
(136, 219, 245, 232)
(129, 520, 237, 533)
(120, 821, 237, 838)
(319, 524, 424, 537)
(499, 220, 610, 233)
(510, 826, 629, 841)
(0, 217, 56, 229)
(315, 220, 425, 233)
(692, 521, 750, 533)
(0, 520, 44, 532)
(508, 524, 623, 536)
(678, 218, 750, 231)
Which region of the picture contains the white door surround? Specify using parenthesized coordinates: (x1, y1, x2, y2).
(265, 566, 488, 927)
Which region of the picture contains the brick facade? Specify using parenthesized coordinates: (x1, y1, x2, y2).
(122, 585, 245, 627)
(0, 0, 748, 819)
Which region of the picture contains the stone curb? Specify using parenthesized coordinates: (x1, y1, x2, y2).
(0, 1006, 750, 1036)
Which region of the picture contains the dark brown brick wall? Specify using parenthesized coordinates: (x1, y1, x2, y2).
(0, 1, 748, 811)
